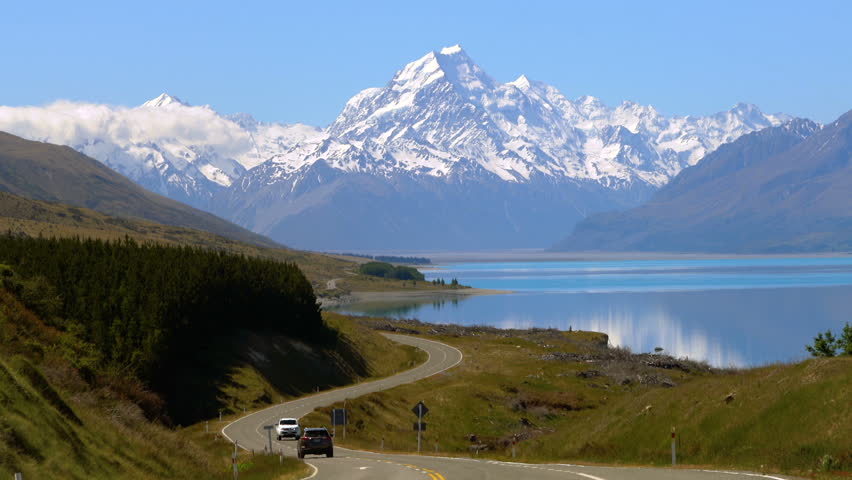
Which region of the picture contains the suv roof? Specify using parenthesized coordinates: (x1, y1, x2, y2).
(278, 418, 299, 424)
(303, 428, 329, 434)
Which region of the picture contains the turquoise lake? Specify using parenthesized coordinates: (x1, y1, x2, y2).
(333, 257, 852, 367)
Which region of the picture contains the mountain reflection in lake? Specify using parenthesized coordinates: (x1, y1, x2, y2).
(333, 258, 852, 367)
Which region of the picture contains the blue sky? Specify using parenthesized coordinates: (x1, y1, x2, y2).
(2, 0, 850, 126)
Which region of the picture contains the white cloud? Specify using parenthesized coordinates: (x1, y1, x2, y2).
(0, 100, 252, 159)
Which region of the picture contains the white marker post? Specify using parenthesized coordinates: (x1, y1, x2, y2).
(671, 427, 676, 466)
(233, 441, 239, 480)
(15, 473, 23, 480)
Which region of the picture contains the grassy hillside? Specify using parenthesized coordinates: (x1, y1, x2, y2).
(0, 286, 311, 479)
(0, 283, 424, 478)
(0, 190, 456, 296)
(0, 131, 277, 248)
(303, 319, 852, 478)
(212, 312, 426, 414)
(0, 235, 329, 425)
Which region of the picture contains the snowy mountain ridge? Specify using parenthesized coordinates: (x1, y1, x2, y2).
(0, 45, 795, 248)
(1, 45, 788, 199)
(252, 45, 789, 192)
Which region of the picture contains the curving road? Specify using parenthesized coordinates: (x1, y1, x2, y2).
(223, 334, 803, 480)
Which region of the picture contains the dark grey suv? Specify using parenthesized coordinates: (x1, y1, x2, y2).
(297, 428, 333, 458)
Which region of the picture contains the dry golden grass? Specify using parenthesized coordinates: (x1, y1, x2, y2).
(302, 319, 852, 478)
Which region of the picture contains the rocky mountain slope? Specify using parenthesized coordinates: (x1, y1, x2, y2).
(0, 131, 279, 248)
(554, 112, 852, 253)
(0, 46, 789, 249)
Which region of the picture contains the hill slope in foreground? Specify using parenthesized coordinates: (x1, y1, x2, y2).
(0, 274, 423, 479)
(304, 318, 852, 477)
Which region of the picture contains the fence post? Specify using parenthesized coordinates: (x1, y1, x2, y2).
(15, 473, 23, 480)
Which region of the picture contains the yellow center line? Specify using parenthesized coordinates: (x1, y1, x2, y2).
(423, 467, 447, 480)
(389, 462, 446, 479)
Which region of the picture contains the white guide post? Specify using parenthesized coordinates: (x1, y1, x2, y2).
(671, 427, 677, 466)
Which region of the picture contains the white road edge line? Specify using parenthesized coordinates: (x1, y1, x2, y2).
(697, 469, 790, 480)
(302, 463, 318, 479)
(565, 472, 608, 480)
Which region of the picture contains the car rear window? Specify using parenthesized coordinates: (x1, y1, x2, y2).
(304, 428, 329, 435)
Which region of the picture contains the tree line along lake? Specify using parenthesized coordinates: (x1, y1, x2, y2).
(332, 256, 852, 367)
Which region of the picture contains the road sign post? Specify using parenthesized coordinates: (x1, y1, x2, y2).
(331, 408, 347, 440)
(263, 425, 274, 454)
(412, 401, 429, 454)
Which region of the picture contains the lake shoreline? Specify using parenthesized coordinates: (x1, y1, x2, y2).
(320, 287, 510, 308)
(401, 249, 852, 264)
(326, 257, 852, 367)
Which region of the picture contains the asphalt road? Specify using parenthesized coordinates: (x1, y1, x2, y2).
(223, 334, 803, 480)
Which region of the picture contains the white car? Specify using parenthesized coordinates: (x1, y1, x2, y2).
(276, 418, 301, 440)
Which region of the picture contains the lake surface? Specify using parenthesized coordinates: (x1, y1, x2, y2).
(333, 257, 852, 367)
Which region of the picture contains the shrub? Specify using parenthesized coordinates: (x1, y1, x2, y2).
(358, 262, 425, 281)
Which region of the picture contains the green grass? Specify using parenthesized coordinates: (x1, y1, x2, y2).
(179, 423, 311, 480)
(302, 321, 852, 478)
(334, 274, 470, 293)
(212, 313, 427, 414)
(0, 355, 213, 479)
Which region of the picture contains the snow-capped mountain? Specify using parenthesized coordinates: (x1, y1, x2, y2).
(0, 95, 318, 210)
(218, 45, 791, 249)
(0, 45, 793, 249)
(245, 45, 787, 190)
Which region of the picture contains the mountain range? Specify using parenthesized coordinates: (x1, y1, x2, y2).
(556, 111, 852, 253)
(0, 46, 791, 250)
